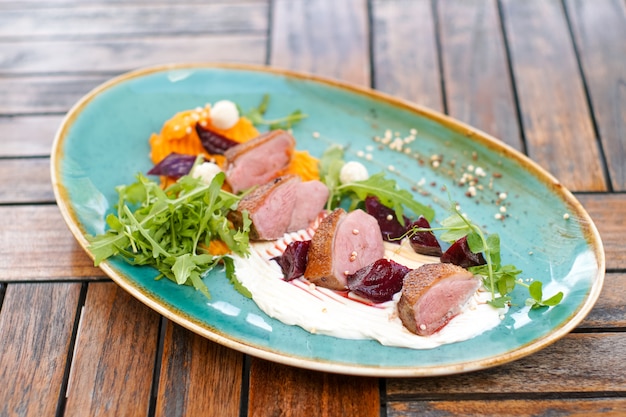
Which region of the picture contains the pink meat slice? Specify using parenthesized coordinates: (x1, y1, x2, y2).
(397, 263, 481, 336)
(288, 180, 329, 231)
(224, 130, 295, 193)
(232, 175, 300, 240)
(304, 208, 384, 290)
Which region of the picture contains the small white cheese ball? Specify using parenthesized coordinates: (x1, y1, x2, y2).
(191, 162, 222, 185)
(339, 161, 369, 184)
(209, 100, 239, 130)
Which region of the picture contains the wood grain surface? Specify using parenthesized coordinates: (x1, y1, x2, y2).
(371, 0, 443, 111)
(439, 0, 523, 151)
(564, 0, 626, 191)
(64, 282, 160, 417)
(155, 321, 244, 417)
(0, 283, 81, 416)
(500, 0, 606, 191)
(1, 1, 624, 416)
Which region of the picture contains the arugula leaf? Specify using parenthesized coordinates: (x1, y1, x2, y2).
(222, 256, 252, 299)
(337, 173, 434, 222)
(243, 94, 308, 130)
(319, 145, 346, 209)
(86, 172, 251, 299)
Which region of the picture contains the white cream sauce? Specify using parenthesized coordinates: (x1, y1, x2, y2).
(230, 229, 506, 349)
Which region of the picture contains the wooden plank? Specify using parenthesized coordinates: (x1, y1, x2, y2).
(577, 193, 626, 270)
(500, 0, 606, 191)
(0, 205, 105, 280)
(0, 158, 54, 204)
(0, 0, 266, 6)
(64, 282, 160, 417)
(0, 3, 267, 37)
(370, 0, 443, 111)
(155, 321, 243, 417)
(248, 359, 380, 417)
(388, 398, 626, 417)
(0, 282, 81, 417)
(579, 272, 626, 329)
(0, 75, 109, 115)
(565, 0, 626, 191)
(0, 34, 266, 76)
(439, 0, 523, 151)
(0, 115, 63, 157)
(270, 0, 370, 86)
(387, 333, 626, 396)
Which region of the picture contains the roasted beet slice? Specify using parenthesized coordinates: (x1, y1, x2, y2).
(440, 236, 486, 268)
(347, 259, 411, 303)
(195, 123, 239, 154)
(272, 240, 311, 281)
(364, 196, 409, 242)
(408, 216, 442, 256)
(147, 152, 196, 178)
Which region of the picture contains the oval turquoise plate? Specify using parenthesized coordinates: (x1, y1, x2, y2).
(51, 63, 605, 377)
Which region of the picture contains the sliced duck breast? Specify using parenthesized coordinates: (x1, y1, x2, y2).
(304, 208, 385, 290)
(224, 129, 295, 193)
(397, 263, 482, 336)
(288, 180, 329, 231)
(232, 175, 300, 240)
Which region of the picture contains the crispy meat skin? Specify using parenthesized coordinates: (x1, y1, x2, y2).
(304, 208, 384, 290)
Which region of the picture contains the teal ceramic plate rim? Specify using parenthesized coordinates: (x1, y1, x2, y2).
(51, 63, 605, 377)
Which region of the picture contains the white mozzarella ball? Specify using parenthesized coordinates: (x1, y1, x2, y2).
(209, 100, 239, 130)
(339, 161, 369, 184)
(192, 162, 222, 185)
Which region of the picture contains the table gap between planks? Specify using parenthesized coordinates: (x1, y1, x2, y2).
(0, 0, 624, 416)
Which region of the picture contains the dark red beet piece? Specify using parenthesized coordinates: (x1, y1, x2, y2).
(408, 216, 443, 256)
(364, 196, 409, 242)
(347, 259, 411, 303)
(440, 236, 486, 268)
(195, 123, 239, 154)
(147, 152, 196, 178)
(271, 240, 311, 281)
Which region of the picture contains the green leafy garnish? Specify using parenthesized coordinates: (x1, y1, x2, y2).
(243, 94, 308, 130)
(319, 145, 435, 223)
(87, 171, 251, 299)
(525, 281, 564, 309)
(409, 202, 563, 309)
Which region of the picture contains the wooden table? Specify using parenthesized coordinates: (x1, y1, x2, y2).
(1, 1, 625, 416)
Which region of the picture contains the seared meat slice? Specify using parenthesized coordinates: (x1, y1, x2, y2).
(397, 263, 481, 336)
(288, 180, 329, 231)
(304, 208, 385, 290)
(224, 130, 295, 193)
(232, 175, 300, 240)
(231, 176, 328, 240)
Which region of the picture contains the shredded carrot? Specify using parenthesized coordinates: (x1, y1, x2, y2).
(205, 240, 232, 256)
(149, 107, 260, 165)
(279, 150, 320, 181)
